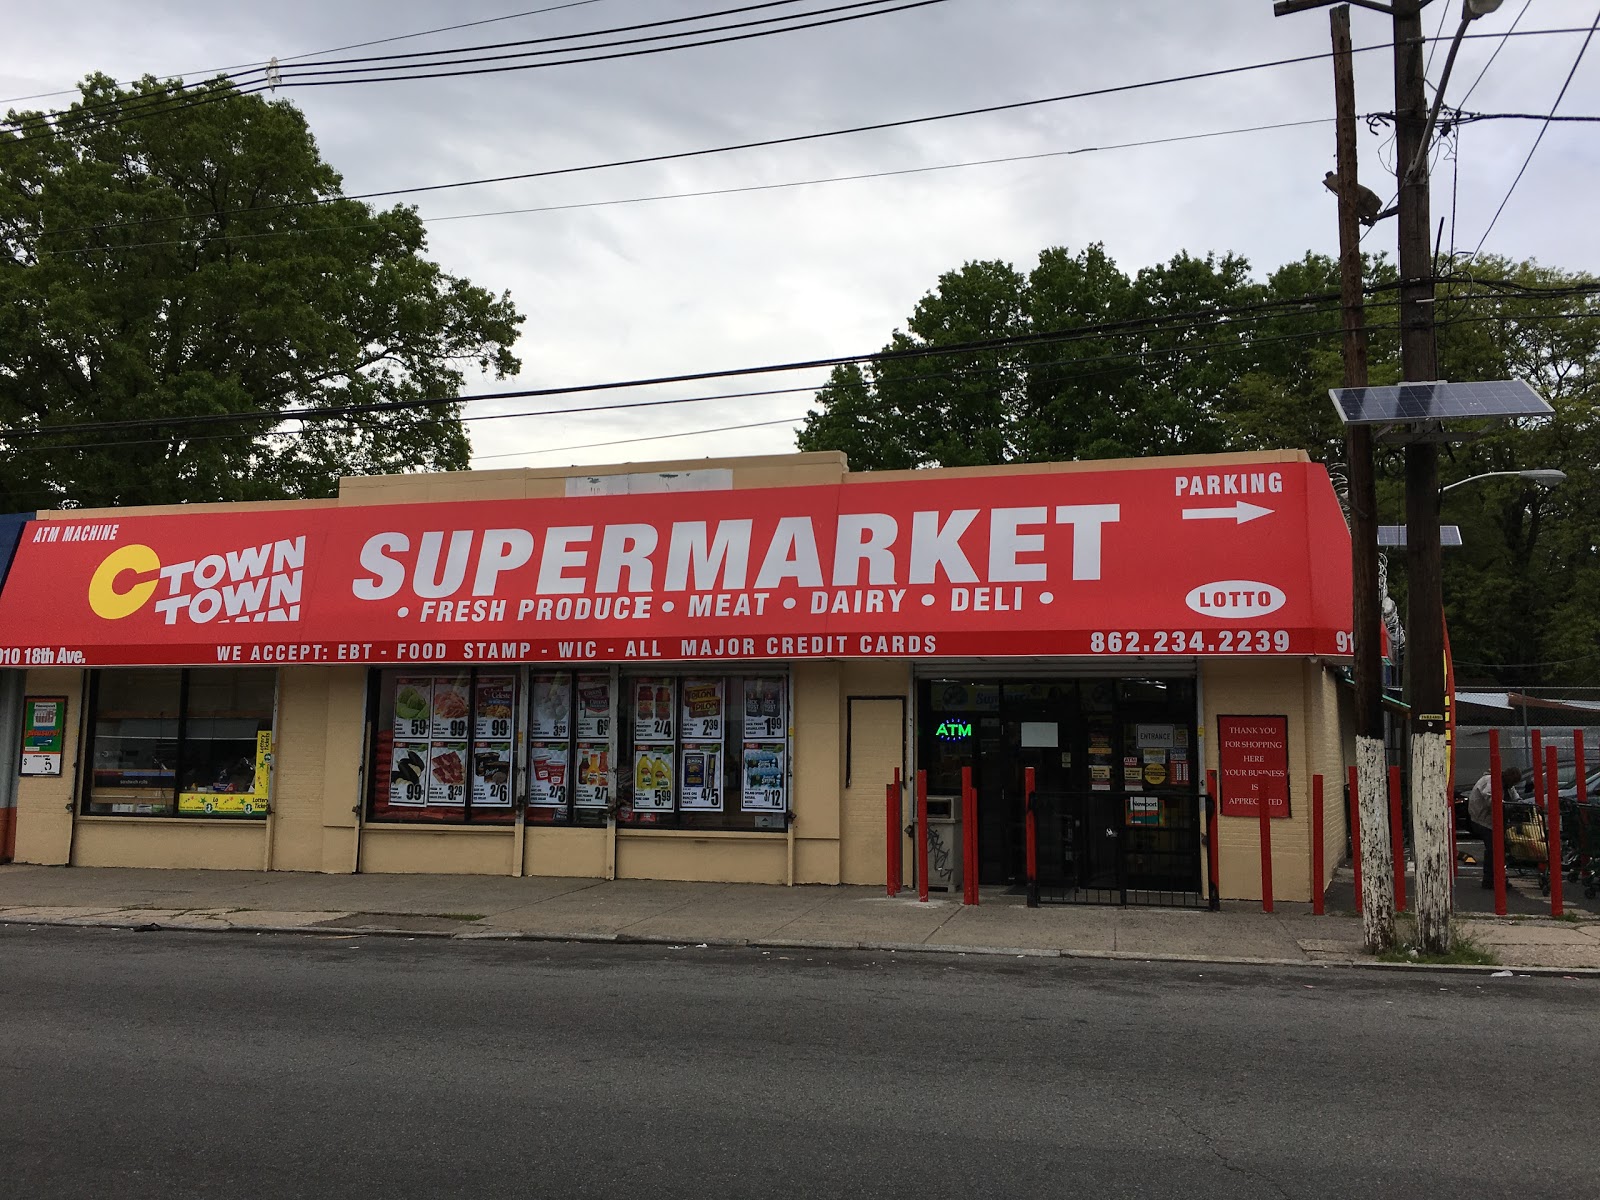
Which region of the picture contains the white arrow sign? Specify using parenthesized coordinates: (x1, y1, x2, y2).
(1181, 501, 1274, 524)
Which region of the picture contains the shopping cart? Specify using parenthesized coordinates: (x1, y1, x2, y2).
(1502, 798, 1550, 896)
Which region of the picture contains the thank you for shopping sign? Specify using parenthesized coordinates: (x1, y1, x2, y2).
(1217, 715, 1290, 819)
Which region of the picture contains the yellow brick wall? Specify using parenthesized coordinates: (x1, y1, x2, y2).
(1201, 659, 1348, 903)
(14, 667, 85, 865)
(838, 662, 912, 886)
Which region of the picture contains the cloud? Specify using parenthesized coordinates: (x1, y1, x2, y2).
(5, 0, 1596, 470)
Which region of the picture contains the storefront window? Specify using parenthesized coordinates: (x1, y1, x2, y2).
(617, 672, 789, 832)
(369, 669, 518, 825)
(85, 668, 276, 817)
(528, 670, 612, 827)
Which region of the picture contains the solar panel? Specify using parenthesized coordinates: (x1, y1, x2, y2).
(1377, 525, 1463, 548)
(1329, 378, 1551, 426)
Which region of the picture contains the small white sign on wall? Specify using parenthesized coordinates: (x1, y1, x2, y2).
(1020, 722, 1058, 748)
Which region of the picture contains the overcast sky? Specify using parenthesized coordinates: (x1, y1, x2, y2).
(4, 0, 1597, 472)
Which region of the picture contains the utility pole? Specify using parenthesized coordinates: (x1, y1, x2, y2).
(1329, 4, 1396, 953)
(1393, 0, 1452, 955)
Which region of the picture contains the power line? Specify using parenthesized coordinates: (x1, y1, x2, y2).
(0, 284, 1377, 442)
(472, 415, 806, 461)
(1468, 9, 1600, 262)
(29, 46, 1398, 242)
(37, 117, 1337, 259)
(1457, 0, 1532, 108)
(0, 1, 616, 106)
(278, 0, 849, 73)
(0, 1, 932, 140)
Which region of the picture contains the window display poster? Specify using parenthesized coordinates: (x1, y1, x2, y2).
(471, 744, 513, 808)
(631, 747, 675, 810)
(680, 677, 724, 741)
(392, 676, 433, 741)
(679, 744, 723, 811)
(743, 678, 786, 740)
(632, 677, 675, 743)
(574, 742, 611, 809)
(741, 743, 785, 812)
(429, 674, 471, 741)
(530, 673, 572, 740)
(530, 742, 570, 807)
(575, 673, 613, 740)
(426, 741, 468, 807)
(19, 695, 66, 777)
(474, 676, 516, 742)
(389, 741, 429, 807)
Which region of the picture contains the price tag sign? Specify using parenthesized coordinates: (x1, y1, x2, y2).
(632, 677, 674, 744)
(575, 673, 612, 740)
(680, 678, 724, 742)
(471, 744, 513, 808)
(426, 742, 468, 807)
(474, 676, 516, 742)
(574, 742, 611, 810)
(531, 673, 572, 740)
(428, 675, 471, 741)
(631, 747, 675, 810)
(388, 742, 429, 807)
(530, 742, 570, 808)
(679, 744, 723, 811)
(743, 679, 785, 741)
(392, 677, 433, 741)
(740, 743, 785, 812)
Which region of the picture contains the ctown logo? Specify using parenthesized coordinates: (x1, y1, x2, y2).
(88, 537, 306, 625)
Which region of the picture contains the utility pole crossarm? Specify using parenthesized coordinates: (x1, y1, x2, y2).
(1274, 0, 1394, 16)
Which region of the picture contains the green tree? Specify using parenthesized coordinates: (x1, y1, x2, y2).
(0, 75, 523, 509)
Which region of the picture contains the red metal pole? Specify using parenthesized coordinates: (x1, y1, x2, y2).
(916, 769, 929, 904)
(1347, 764, 1362, 910)
(1024, 766, 1037, 894)
(1547, 743, 1564, 917)
(1576, 730, 1589, 876)
(1531, 728, 1544, 811)
(1206, 769, 1221, 909)
(1450, 790, 1459, 880)
(1388, 763, 1406, 913)
(1311, 774, 1326, 915)
(960, 765, 978, 906)
(1257, 783, 1274, 914)
(886, 766, 901, 898)
(1490, 731, 1507, 916)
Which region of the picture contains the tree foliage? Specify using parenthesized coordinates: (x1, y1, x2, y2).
(798, 245, 1599, 687)
(0, 76, 524, 509)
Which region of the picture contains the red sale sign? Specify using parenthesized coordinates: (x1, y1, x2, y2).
(0, 459, 1354, 667)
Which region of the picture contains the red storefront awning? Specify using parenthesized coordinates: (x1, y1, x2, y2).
(0, 460, 1354, 667)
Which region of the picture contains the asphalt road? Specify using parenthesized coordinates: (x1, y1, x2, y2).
(3, 926, 1596, 1199)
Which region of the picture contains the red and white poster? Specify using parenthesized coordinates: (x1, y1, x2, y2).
(1217, 715, 1290, 819)
(0, 460, 1355, 666)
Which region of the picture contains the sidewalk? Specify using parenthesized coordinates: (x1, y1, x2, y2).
(2, 863, 1597, 972)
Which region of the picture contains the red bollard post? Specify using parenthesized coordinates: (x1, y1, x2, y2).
(886, 767, 901, 898)
(1547, 743, 1564, 918)
(1576, 731, 1590, 876)
(1257, 784, 1274, 914)
(1531, 729, 1544, 811)
(1206, 769, 1222, 910)
(1347, 764, 1362, 910)
(1311, 774, 1326, 915)
(1388, 764, 1406, 913)
(1490, 731, 1507, 916)
(1024, 766, 1038, 899)
(1450, 794, 1459, 880)
(960, 766, 978, 906)
(916, 769, 930, 904)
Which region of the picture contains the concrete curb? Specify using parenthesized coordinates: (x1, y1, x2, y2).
(5, 914, 1599, 977)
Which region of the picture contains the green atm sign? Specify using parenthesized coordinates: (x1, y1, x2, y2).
(935, 720, 974, 742)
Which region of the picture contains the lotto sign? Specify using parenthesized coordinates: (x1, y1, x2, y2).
(0, 459, 1353, 666)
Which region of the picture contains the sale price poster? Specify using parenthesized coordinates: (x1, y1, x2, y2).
(631, 748, 675, 810)
(742, 679, 785, 740)
(680, 678, 724, 741)
(576, 673, 612, 739)
(474, 676, 515, 742)
(679, 745, 723, 811)
(531, 673, 572, 739)
(632, 678, 675, 744)
(426, 741, 468, 807)
(740, 744, 785, 812)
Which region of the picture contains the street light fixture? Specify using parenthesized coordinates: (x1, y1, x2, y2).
(1441, 469, 1566, 494)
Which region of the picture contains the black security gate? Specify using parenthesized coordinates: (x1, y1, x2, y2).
(1027, 789, 1206, 908)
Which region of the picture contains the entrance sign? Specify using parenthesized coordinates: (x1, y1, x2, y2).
(1217, 716, 1290, 819)
(19, 696, 66, 776)
(0, 460, 1354, 666)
